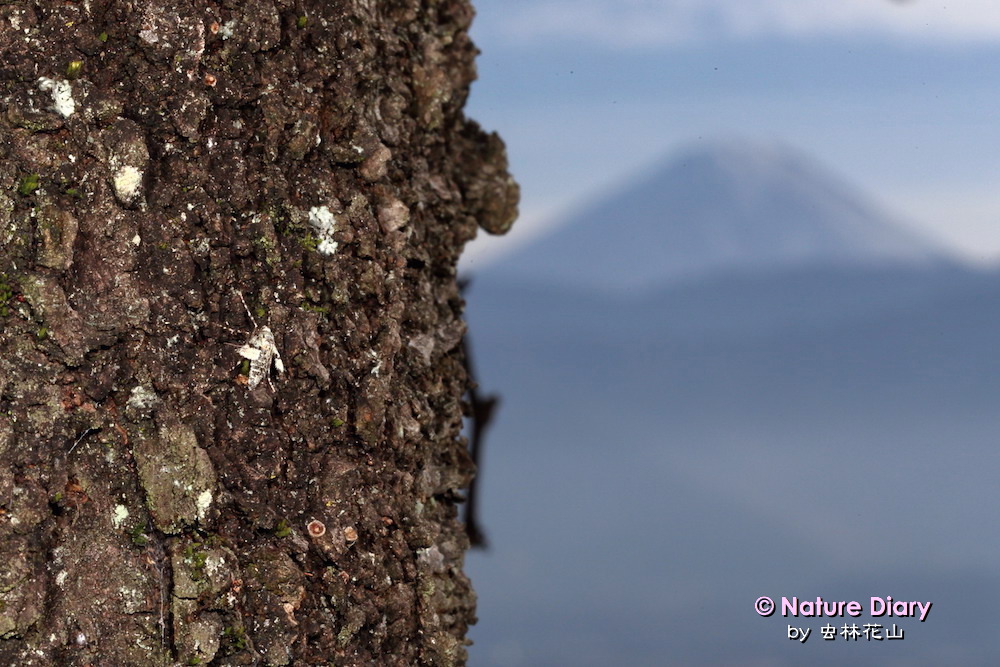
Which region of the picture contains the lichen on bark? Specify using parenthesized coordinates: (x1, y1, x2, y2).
(0, 0, 517, 664)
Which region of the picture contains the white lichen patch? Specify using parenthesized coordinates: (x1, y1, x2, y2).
(219, 19, 236, 39)
(112, 504, 130, 529)
(196, 489, 213, 520)
(113, 166, 144, 203)
(56, 570, 68, 587)
(308, 205, 339, 255)
(128, 385, 158, 411)
(204, 553, 225, 578)
(368, 350, 382, 376)
(37, 77, 76, 118)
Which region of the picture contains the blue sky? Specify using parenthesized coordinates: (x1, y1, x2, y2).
(461, 0, 1000, 268)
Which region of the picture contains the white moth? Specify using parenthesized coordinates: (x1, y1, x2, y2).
(236, 294, 284, 390)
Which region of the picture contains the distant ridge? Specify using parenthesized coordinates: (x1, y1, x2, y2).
(483, 140, 955, 292)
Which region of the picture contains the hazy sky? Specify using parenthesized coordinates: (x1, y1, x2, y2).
(461, 0, 1000, 268)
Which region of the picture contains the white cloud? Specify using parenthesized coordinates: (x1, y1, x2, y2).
(486, 0, 1000, 48)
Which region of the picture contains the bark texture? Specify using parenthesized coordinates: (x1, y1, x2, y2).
(0, 1, 518, 664)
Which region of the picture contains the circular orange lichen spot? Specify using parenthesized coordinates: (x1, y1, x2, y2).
(306, 519, 326, 538)
(343, 526, 358, 542)
(209, 21, 220, 34)
(204, 73, 217, 87)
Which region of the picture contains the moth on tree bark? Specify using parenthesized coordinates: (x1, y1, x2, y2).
(0, 1, 517, 665)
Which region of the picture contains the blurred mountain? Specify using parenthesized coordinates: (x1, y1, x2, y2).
(482, 140, 956, 292)
(462, 140, 1000, 665)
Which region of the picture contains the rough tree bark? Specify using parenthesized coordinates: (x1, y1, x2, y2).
(0, 1, 517, 664)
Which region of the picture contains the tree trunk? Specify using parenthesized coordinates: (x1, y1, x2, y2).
(0, 1, 517, 664)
